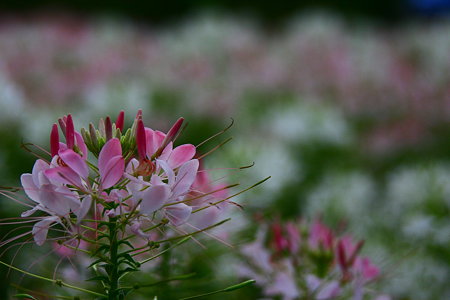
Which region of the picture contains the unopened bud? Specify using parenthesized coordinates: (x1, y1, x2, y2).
(50, 123, 59, 157)
(136, 119, 147, 160)
(116, 110, 125, 132)
(105, 116, 112, 141)
(66, 114, 75, 149)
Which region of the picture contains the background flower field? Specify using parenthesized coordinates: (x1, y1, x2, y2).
(0, 6, 449, 300)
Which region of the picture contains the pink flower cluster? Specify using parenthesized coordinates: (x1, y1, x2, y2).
(239, 219, 388, 300)
(20, 111, 228, 247)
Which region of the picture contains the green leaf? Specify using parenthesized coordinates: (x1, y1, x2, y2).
(118, 267, 138, 278)
(85, 275, 110, 283)
(87, 258, 107, 269)
(117, 240, 135, 249)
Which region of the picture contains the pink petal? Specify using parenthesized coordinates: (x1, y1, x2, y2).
(145, 128, 157, 156)
(21, 174, 40, 203)
(33, 216, 60, 246)
(173, 159, 199, 198)
(98, 138, 122, 171)
(59, 149, 89, 179)
(168, 144, 196, 169)
(357, 257, 380, 280)
(165, 203, 192, 226)
(140, 185, 171, 215)
(99, 139, 123, 189)
(44, 166, 83, 187)
(149, 130, 166, 157)
(159, 142, 173, 161)
(101, 155, 125, 189)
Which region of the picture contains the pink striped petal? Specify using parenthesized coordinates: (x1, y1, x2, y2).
(101, 155, 125, 189)
(168, 144, 196, 169)
(44, 166, 83, 187)
(140, 185, 171, 215)
(59, 149, 89, 179)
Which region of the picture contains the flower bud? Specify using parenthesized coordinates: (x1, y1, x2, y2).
(115, 110, 125, 132)
(50, 123, 59, 157)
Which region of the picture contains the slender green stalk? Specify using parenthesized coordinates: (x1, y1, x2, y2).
(0, 261, 106, 298)
(180, 280, 255, 300)
(107, 217, 120, 300)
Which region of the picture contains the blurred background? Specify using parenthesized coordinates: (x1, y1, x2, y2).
(0, 1, 449, 299)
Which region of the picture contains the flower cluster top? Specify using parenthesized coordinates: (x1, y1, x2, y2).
(21, 111, 227, 246)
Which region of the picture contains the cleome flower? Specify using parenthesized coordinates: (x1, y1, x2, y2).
(239, 218, 388, 300)
(15, 110, 232, 248)
(0, 110, 264, 300)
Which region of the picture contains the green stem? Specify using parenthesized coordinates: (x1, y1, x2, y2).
(108, 217, 120, 300)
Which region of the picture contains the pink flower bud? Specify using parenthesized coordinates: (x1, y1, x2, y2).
(58, 118, 66, 138)
(115, 110, 125, 132)
(136, 109, 143, 120)
(136, 119, 147, 160)
(153, 117, 184, 158)
(50, 123, 59, 157)
(164, 117, 184, 146)
(105, 116, 112, 141)
(66, 114, 75, 149)
(337, 239, 347, 270)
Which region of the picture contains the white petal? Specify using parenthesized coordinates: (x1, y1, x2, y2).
(140, 185, 171, 215)
(165, 203, 192, 226)
(32, 216, 60, 246)
(173, 159, 199, 198)
(32, 159, 49, 186)
(75, 195, 92, 223)
(156, 159, 175, 186)
(21, 174, 40, 203)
